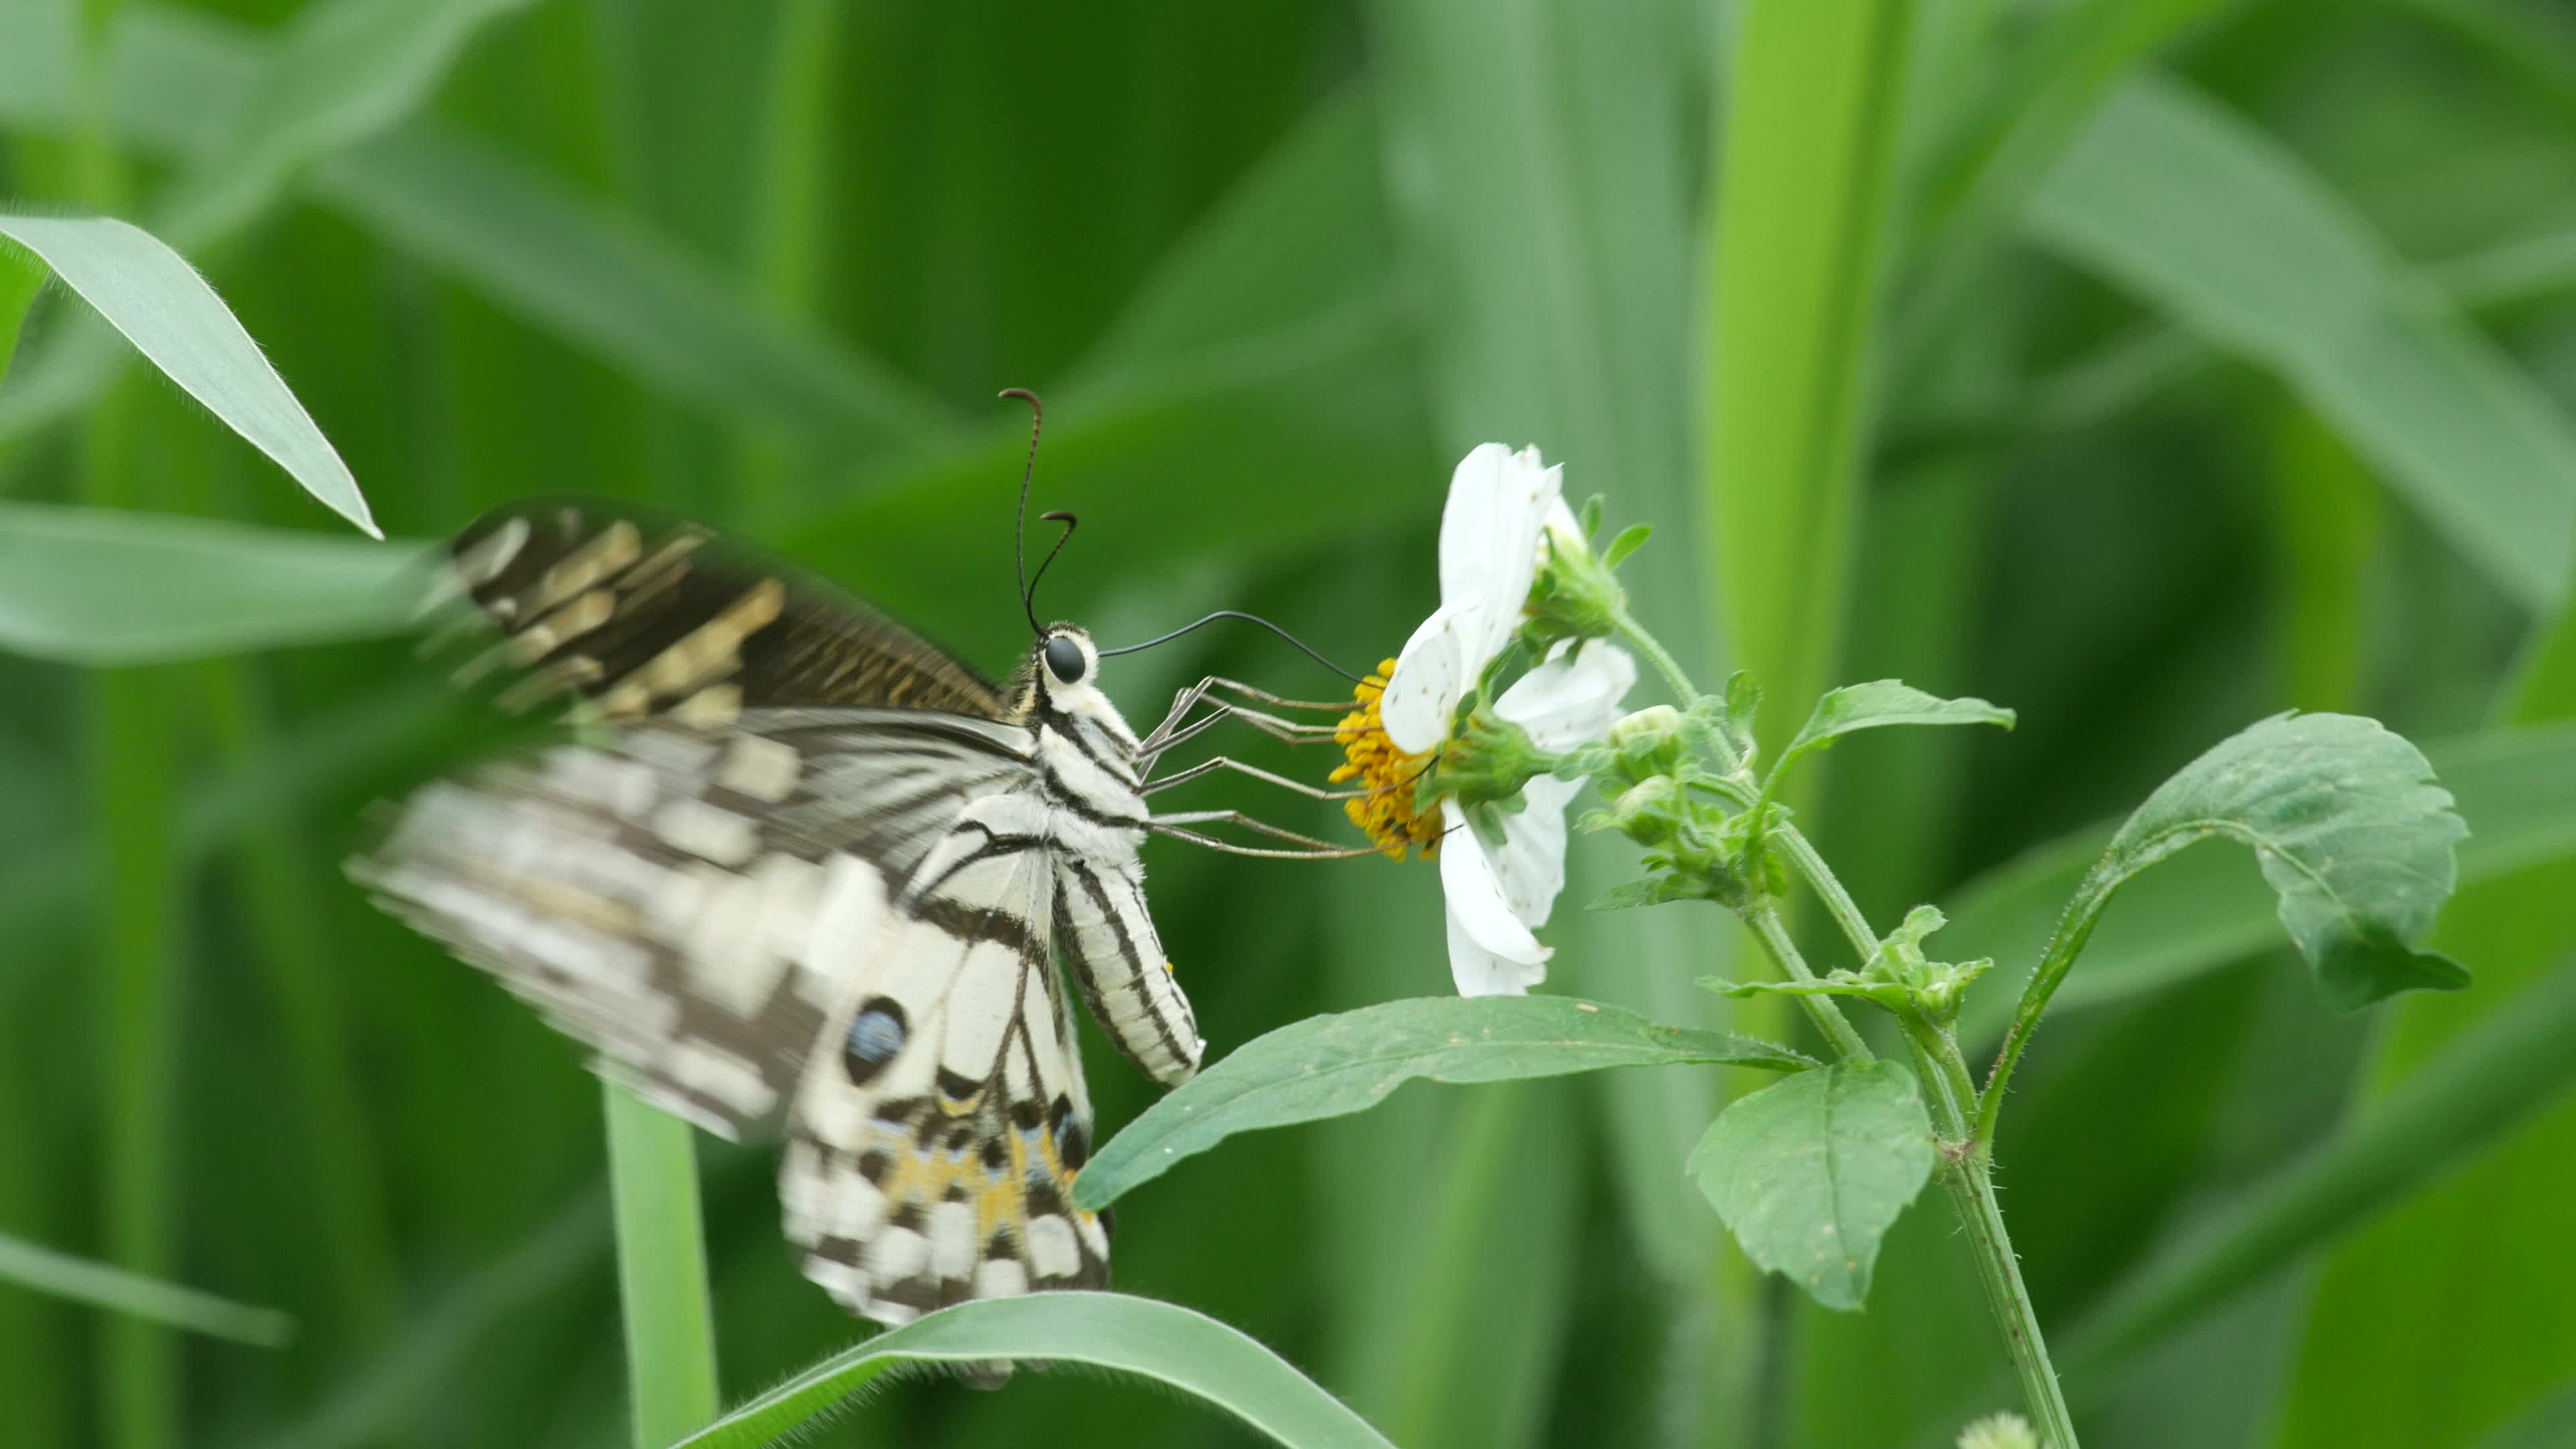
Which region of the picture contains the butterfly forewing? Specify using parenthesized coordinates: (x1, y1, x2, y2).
(444, 500, 1011, 724)
(353, 500, 1203, 1328)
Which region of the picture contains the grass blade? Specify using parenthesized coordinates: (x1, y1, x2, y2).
(0, 1232, 292, 1348)
(264, 1187, 609, 1449)
(308, 123, 955, 457)
(0, 216, 376, 535)
(602, 1076, 719, 1446)
(153, 0, 541, 246)
(0, 504, 425, 662)
(673, 1293, 1395, 1449)
(1703, 0, 1919, 757)
(2025, 71, 2576, 613)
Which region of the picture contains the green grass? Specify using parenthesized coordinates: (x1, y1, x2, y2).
(7, 1, 2576, 1446)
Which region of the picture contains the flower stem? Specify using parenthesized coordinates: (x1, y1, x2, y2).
(1609, 595, 2078, 1439)
(1736, 786, 2079, 1445)
(1929, 1087, 2076, 1445)
(1769, 822, 1880, 965)
(1739, 908, 1872, 1064)
(1611, 606, 1704, 712)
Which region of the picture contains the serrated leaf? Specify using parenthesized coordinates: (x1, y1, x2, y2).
(1688, 1059, 1936, 1311)
(1075, 996, 1811, 1210)
(673, 1293, 1393, 1449)
(1948, 722, 2576, 1043)
(0, 214, 377, 536)
(2096, 712, 2467, 1010)
(1776, 679, 2015, 777)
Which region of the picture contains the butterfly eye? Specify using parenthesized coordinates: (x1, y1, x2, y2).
(1043, 635, 1087, 684)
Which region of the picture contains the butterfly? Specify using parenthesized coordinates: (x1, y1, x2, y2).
(350, 497, 1210, 1325)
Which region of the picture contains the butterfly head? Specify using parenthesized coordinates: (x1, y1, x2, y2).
(1020, 623, 1125, 727)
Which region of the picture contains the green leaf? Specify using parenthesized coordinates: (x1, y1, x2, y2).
(0, 216, 378, 537)
(156, 0, 543, 246)
(0, 0, 74, 127)
(0, 504, 427, 663)
(672, 1293, 1394, 1449)
(0, 1231, 292, 1348)
(1705, 0, 1919, 763)
(601, 1086, 717, 1448)
(308, 121, 955, 457)
(1774, 679, 2015, 779)
(2090, 712, 2465, 1013)
(1074, 996, 1812, 1211)
(1949, 722, 2576, 1042)
(2025, 72, 2576, 613)
(1687, 1059, 1936, 1312)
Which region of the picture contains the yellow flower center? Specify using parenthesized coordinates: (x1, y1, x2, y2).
(1332, 658, 1444, 859)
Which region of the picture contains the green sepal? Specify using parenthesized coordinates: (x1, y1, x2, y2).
(1601, 521, 1652, 570)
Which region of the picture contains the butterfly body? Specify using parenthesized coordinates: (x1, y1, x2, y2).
(354, 502, 1202, 1326)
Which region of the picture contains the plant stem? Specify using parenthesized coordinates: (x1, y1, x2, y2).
(603, 1085, 721, 1448)
(1722, 724, 2078, 1444)
(1770, 821, 1880, 963)
(1612, 605, 1706, 716)
(1739, 908, 1872, 1065)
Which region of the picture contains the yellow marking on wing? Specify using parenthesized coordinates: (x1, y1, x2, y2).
(530, 520, 642, 616)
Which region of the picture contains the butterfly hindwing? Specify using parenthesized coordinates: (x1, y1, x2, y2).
(781, 793, 1110, 1321)
(352, 712, 1030, 1136)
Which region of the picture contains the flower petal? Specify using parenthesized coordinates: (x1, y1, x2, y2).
(1436, 798, 1550, 979)
(1495, 639, 1637, 752)
(1445, 902, 1548, 996)
(1438, 444, 1560, 672)
(1381, 604, 1468, 754)
(1486, 775, 1576, 929)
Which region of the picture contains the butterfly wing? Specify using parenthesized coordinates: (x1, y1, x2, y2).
(354, 502, 1038, 1136)
(782, 790, 1110, 1322)
(353, 710, 1034, 1136)
(439, 498, 1014, 724)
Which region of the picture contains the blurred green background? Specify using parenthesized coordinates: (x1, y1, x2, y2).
(5, 0, 2576, 1446)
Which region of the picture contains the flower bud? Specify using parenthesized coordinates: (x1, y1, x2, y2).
(1607, 774, 1685, 845)
(1606, 704, 1686, 782)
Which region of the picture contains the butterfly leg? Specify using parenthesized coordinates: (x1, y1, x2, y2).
(1140, 754, 1371, 800)
(1139, 677, 1344, 759)
(1149, 810, 1385, 860)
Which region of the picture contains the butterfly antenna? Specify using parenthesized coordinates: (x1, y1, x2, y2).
(1002, 387, 1046, 635)
(1101, 610, 1364, 683)
(1027, 508, 1079, 619)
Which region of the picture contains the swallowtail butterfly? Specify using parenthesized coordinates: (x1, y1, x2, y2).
(351, 499, 1204, 1326)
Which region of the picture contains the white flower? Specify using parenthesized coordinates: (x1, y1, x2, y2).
(1354, 443, 1635, 996)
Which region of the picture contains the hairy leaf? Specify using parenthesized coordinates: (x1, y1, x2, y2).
(1688, 1059, 1936, 1311)
(1075, 996, 1811, 1210)
(1773, 679, 2015, 784)
(674, 1293, 1393, 1449)
(2096, 712, 2467, 1010)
